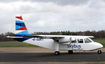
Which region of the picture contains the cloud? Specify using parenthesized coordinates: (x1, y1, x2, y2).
(0, 0, 105, 33)
(0, 0, 18, 2)
(21, 0, 89, 6)
(0, 0, 89, 6)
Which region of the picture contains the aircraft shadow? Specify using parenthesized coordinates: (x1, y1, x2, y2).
(0, 52, 105, 62)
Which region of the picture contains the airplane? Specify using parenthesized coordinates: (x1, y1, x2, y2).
(7, 16, 103, 55)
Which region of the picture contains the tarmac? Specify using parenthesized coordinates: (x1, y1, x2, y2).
(0, 47, 105, 64)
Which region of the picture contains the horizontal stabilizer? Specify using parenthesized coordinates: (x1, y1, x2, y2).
(7, 36, 23, 38)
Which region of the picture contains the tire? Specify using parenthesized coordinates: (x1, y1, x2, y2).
(97, 50, 102, 54)
(54, 51, 60, 55)
(68, 50, 73, 54)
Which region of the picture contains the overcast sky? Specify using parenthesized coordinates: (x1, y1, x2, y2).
(0, 0, 105, 34)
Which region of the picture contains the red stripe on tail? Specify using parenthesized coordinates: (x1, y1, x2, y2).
(16, 16, 23, 20)
(16, 26, 27, 30)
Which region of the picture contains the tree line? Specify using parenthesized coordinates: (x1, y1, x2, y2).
(0, 30, 105, 41)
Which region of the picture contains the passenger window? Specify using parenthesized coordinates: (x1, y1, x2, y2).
(78, 39, 83, 43)
(71, 39, 76, 43)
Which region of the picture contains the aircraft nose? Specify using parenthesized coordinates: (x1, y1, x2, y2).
(96, 42, 103, 48)
(100, 43, 103, 48)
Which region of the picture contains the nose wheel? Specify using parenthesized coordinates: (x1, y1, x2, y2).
(97, 50, 102, 54)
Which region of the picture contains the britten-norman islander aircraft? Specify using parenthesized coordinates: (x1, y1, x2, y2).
(7, 16, 103, 55)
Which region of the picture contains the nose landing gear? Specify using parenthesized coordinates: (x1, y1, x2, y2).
(97, 50, 102, 54)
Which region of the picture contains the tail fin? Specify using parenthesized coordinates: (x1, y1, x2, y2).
(15, 16, 31, 36)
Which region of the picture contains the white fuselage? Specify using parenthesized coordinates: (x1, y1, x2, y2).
(23, 36, 103, 51)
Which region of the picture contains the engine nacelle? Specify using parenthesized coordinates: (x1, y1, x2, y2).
(59, 37, 71, 43)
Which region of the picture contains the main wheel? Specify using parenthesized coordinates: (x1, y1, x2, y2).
(68, 50, 73, 54)
(54, 51, 60, 55)
(97, 50, 102, 54)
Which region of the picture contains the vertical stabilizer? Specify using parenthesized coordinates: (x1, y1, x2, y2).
(15, 16, 31, 35)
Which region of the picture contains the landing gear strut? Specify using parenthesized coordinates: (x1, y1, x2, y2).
(54, 51, 60, 55)
(97, 50, 102, 54)
(68, 50, 73, 54)
(54, 40, 60, 55)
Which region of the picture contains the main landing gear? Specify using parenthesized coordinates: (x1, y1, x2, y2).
(97, 50, 102, 54)
(54, 40, 60, 55)
(68, 50, 73, 54)
(54, 50, 73, 55)
(54, 51, 60, 55)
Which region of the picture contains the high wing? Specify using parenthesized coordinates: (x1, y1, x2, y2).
(24, 35, 94, 38)
(7, 35, 94, 41)
(24, 35, 64, 40)
(23, 35, 94, 45)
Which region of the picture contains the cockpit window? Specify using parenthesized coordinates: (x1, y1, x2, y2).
(78, 39, 83, 43)
(85, 38, 92, 43)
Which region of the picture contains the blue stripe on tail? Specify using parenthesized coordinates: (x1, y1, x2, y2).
(15, 20, 31, 36)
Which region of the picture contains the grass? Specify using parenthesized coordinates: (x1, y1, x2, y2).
(0, 41, 38, 47)
(0, 38, 104, 47)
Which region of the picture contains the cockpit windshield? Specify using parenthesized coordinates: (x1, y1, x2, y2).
(85, 38, 92, 43)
